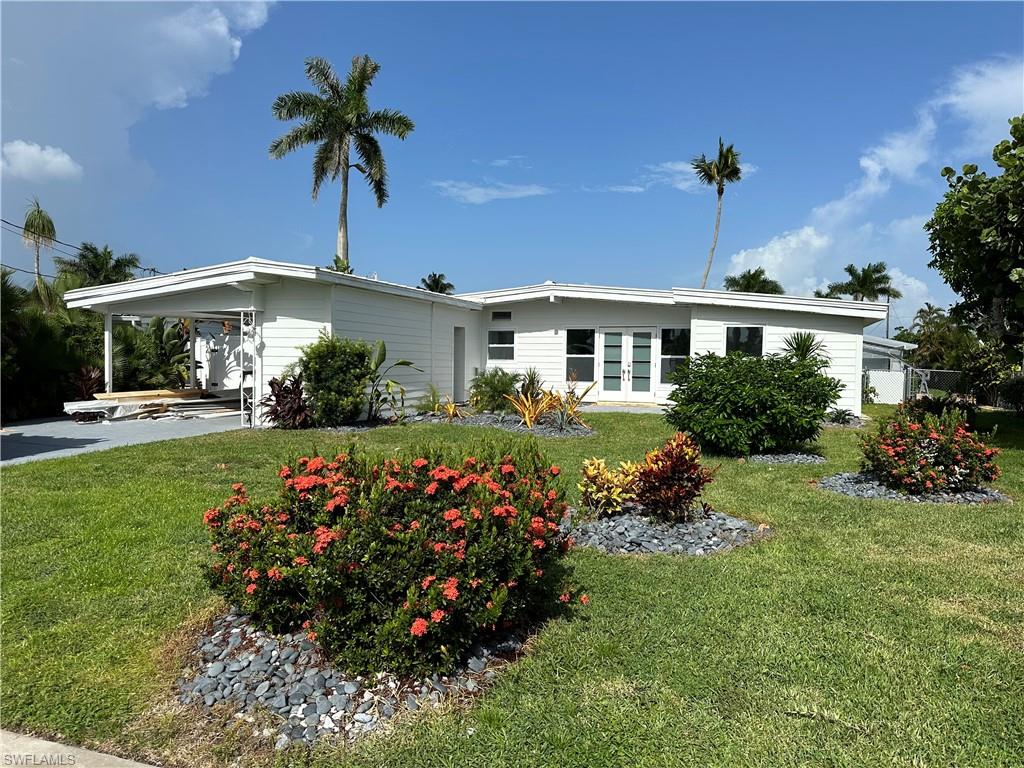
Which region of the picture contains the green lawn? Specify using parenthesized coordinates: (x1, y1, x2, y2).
(2, 409, 1022, 767)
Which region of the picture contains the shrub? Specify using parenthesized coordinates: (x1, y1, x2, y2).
(827, 408, 855, 425)
(634, 433, 716, 522)
(903, 394, 977, 428)
(470, 368, 522, 412)
(416, 383, 442, 414)
(665, 353, 843, 456)
(504, 390, 557, 428)
(999, 373, 1024, 415)
(860, 408, 1000, 494)
(260, 375, 312, 429)
(203, 437, 570, 676)
(578, 458, 639, 516)
(299, 334, 372, 426)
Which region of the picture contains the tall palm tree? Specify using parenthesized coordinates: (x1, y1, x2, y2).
(54, 242, 140, 286)
(270, 55, 414, 272)
(826, 262, 904, 302)
(420, 272, 454, 294)
(22, 197, 56, 300)
(692, 138, 743, 289)
(722, 267, 784, 294)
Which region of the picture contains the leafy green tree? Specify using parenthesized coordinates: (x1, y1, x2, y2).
(692, 138, 743, 289)
(926, 115, 1024, 360)
(54, 242, 140, 286)
(896, 303, 979, 370)
(722, 267, 783, 294)
(21, 197, 56, 302)
(420, 272, 455, 294)
(826, 262, 903, 302)
(270, 55, 415, 273)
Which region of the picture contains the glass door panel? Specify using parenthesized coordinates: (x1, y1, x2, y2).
(631, 331, 652, 393)
(602, 332, 622, 392)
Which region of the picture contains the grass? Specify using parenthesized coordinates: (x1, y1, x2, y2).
(2, 408, 1022, 766)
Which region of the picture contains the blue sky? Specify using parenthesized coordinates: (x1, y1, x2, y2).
(2, 2, 1022, 332)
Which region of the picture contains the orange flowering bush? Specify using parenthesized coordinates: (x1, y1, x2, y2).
(204, 438, 571, 675)
(861, 408, 1000, 494)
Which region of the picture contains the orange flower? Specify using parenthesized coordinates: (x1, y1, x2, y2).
(431, 609, 446, 623)
(422, 575, 437, 589)
(410, 618, 429, 637)
(246, 583, 258, 594)
(579, 594, 590, 606)
(550, 465, 560, 476)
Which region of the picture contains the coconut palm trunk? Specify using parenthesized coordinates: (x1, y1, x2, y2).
(337, 139, 350, 268)
(700, 189, 724, 289)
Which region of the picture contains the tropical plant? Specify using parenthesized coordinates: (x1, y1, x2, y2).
(420, 273, 454, 295)
(366, 340, 420, 422)
(665, 353, 843, 456)
(504, 390, 557, 429)
(826, 408, 855, 425)
(440, 396, 465, 422)
(260, 375, 312, 429)
(782, 331, 828, 364)
(416, 382, 442, 414)
(825, 262, 903, 302)
(73, 366, 103, 400)
(723, 267, 784, 294)
(327, 254, 354, 274)
(546, 376, 596, 431)
(299, 333, 373, 426)
(203, 438, 572, 675)
(270, 55, 415, 272)
(142, 317, 190, 388)
(1000, 373, 1024, 415)
(469, 368, 522, 412)
(22, 197, 56, 301)
(634, 433, 716, 523)
(926, 116, 1024, 359)
(896, 303, 979, 370)
(692, 138, 743, 289)
(578, 458, 639, 517)
(518, 367, 544, 398)
(861, 408, 1000, 494)
(54, 242, 140, 286)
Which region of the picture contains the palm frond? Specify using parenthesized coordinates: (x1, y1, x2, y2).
(691, 155, 716, 185)
(364, 108, 414, 139)
(271, 90, 326, 121)
(304, 57, 344, 100)
(345, 54, 381, 99)
(269, 121, 324, 158)
(311, 140, 342, 199)
(22, 197, 56, 247)
(353, 134, 388, 207)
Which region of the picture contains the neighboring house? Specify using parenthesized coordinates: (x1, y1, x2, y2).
(65, 257, 888, 425)
(863, 334, 918, 405)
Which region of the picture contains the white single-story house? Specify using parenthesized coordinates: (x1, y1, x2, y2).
(64, 257, 888, 426)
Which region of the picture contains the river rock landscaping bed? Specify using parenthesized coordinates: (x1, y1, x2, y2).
(410, 411, 593, 438)
(178, 611, 522, 749)
(565, 507, 765, 555)
(817, 472, 1010, 504)
(747, 452, 826, 465)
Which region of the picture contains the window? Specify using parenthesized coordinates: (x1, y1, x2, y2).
(491, 311, 512, 321)
(725, 326, 763, 356)
(565, 328, 595, 381)
(660, 328, 690, 383)
(487, 330, 514, 360)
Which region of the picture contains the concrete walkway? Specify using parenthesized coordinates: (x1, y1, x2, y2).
(1, 414, 241, 465)
(1, 730, 158, 768)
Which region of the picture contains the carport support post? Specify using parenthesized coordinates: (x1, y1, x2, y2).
(103, 312, 113, 393)
(188, 321, 197, 388)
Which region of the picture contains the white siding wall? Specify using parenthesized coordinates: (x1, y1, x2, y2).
(481, 299, 692, 401)
(331, 285, 481, 407)
(261, 278, 332, 385)
(689, 305, 865, 414)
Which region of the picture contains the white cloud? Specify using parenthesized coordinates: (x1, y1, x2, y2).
(488, 155, 530, 168)
(727, 226, 833, 293)
(0, 140, 83, 181)
(432, 180, 552, 204)
(931, 57, 1024, 155)
(219, 1, 272, 32)
(606, 184, 646, 194)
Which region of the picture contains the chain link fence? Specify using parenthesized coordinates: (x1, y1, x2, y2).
(864, 368, 969, 405)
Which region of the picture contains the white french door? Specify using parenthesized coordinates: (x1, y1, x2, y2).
(599, 328, 655, 402)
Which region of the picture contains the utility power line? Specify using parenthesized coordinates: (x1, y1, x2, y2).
(0, 218, 165, 276)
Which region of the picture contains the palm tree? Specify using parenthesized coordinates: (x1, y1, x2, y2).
(22, 197, 56, 300)
(270, 55, 414, 272)
(420, 272, 454, 294)
(692, 138, 743, 289)
(722, 267, 783, 294)
(826, 262, 903, 302)
(54, 242, 140, 286)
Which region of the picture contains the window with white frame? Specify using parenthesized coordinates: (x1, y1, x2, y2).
(725, 326, 764, 356)
(565, 328, 595, 381)
(660, 328, 690, 383)
(487, 329, 515, 360)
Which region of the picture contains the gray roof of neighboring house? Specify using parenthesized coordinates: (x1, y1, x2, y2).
(864, 334, 917, 356)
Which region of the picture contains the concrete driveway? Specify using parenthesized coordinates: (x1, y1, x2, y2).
(1, 414, 241, 465)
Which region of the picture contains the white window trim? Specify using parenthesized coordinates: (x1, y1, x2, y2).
(724, 324, 766, 356)
(564, 327, 597, 383)
(657, 325, 691, 386)
(487, 327, 516, 362)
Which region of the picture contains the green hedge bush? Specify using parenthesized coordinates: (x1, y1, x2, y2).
(469, 368, 522, 412)
(299, 334, 372, 426)
(204, 437, 572, 675)
(665, 352, 842, 456)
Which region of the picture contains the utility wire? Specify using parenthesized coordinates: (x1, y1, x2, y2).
(0, 262, 59, 280)
(0, 218, 165, 275)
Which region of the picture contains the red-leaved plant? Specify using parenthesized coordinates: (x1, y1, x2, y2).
(860, 407, 1000, 494)
(634, 432, 716, 522)
(204, 438, 577, 675)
